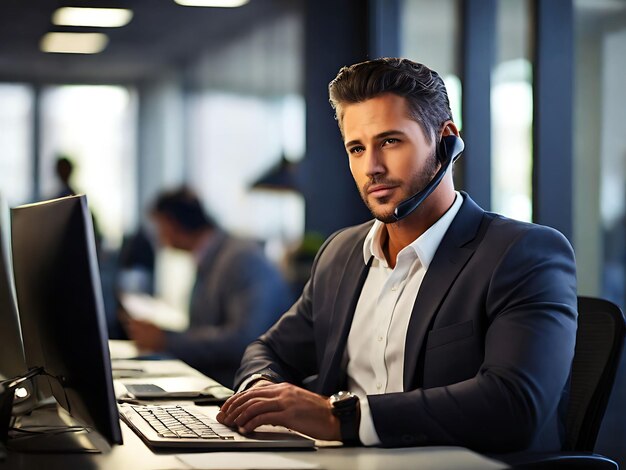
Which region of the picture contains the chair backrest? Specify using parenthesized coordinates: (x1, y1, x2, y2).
(564, 296, 626, 451)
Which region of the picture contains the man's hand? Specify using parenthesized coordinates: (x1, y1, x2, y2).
(216, 382, 341, 441)
(125, 318, 166, 352)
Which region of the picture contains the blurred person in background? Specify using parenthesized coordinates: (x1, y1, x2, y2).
(125, 187, 292, 387)
(50, 154, 103, 252)
(54, 155, 76, 198)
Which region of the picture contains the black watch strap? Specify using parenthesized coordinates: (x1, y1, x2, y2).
(330, 391, 361, 446)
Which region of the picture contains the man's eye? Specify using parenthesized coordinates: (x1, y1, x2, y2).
(349, 146, 364, 154)
(383, 138, 399, 145)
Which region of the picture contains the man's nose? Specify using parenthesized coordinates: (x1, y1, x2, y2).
(365, 148, 385, 177)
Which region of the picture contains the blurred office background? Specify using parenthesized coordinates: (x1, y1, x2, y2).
(0, 0, 624, 462)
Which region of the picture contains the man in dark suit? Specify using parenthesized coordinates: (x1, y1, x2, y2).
(217, 58, 577, 452)
(126, 187, 292, 387)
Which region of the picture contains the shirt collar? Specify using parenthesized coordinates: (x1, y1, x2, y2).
(362, 191, 464, 269)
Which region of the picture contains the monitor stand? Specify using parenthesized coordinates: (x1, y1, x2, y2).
(6, 402, 111, 454)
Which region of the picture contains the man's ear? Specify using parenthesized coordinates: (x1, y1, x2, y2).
(441, 120, 460, 138)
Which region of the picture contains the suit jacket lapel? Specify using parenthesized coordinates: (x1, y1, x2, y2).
(196, 230, 227, 277)
(317, 231, 373, 395)
(403, 193, 487, 390)
(189, 230, 228, 319)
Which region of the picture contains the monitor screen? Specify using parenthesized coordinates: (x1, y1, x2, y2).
(0, 195, 26, 381)
(11, 195, 122, 445)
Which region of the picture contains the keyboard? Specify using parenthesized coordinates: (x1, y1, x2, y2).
(131, 405, 233, 440)
(119, 403, 316, 449)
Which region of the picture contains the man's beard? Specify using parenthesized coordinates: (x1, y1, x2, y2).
(359, 152, 440, 223)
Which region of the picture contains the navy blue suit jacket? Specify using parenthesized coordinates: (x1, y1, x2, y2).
(235, 193, 578, 452)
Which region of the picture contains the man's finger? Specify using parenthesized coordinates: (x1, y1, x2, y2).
(219, 388, 257, 417)
(221, 383, 282, 417)
(220, 386, 286, 426)
(233, 396, 284, 428)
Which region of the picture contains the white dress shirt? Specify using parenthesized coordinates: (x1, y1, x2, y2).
(346, 192, 463, 446)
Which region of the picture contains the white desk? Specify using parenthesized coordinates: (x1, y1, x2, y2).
(0, 419, 508, 469)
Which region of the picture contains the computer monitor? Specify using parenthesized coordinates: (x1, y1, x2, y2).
(11, 195, 122, 446)
(0, 195, 26, 381)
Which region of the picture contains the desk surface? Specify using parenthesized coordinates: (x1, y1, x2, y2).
(1, 420, 508, 470)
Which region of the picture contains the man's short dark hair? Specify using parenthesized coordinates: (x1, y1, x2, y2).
(328, 58, 453, 143)
(151, 187, 217, 232)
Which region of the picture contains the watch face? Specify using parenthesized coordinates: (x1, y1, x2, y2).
(330, 391, 358, 409)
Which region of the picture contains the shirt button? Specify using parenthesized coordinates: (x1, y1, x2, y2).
(377, 336, 383, 342)
(376, 383, 382, 390)
(391, 285, 398, 291)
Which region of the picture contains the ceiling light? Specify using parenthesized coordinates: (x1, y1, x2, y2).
(174, 0, 249, 7)
(52, 7, 133, 28)
(40, 32, 109, 54)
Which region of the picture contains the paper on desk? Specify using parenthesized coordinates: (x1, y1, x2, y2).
(109, 339, 140, 360)
(176, 452, 320, 470)
(120, 292, 188, 331)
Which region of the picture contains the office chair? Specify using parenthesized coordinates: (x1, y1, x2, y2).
(502, 296, 626, 469)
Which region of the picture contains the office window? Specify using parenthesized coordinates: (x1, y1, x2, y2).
(187, 92, 305, 262)
(491, 0, 533, 222)
(0, 84, 33, 205)
(401, 0, 462, 129)
(574, 0, 626, 309)
(40, 85, 138, 249)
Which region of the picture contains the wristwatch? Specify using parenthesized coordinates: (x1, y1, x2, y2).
(329, 391, 361, 446)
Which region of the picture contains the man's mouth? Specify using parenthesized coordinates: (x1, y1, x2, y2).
(367, 184, 398, 198)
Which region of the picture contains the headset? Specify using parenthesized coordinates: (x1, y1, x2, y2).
(391, 134, 465, 222)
